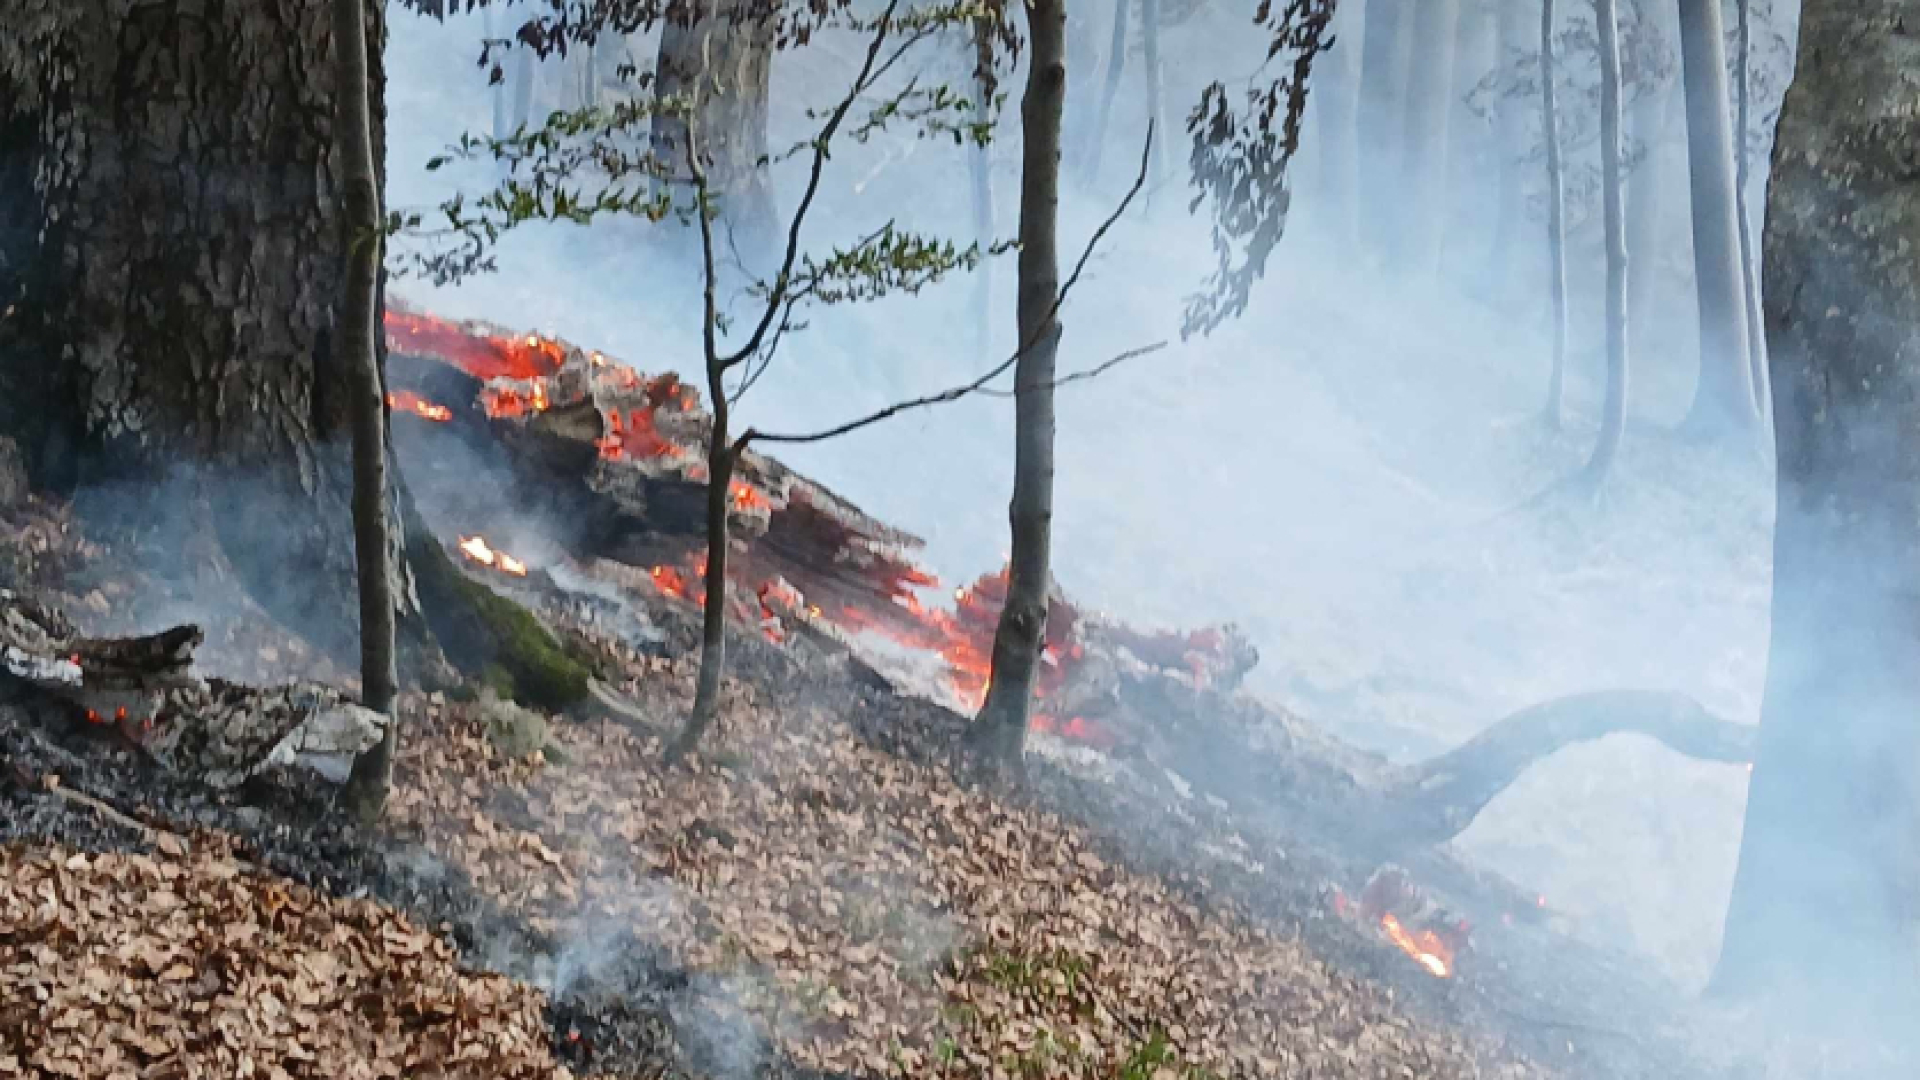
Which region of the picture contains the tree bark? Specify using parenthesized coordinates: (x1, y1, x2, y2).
(1481, 0, 1528, 293)
(1311, 0, 1364, 245)
(1081, 0, 1128, 182)
(1713, 0, 1920, 1015)
(0, 0, 391, 661)
(1541, 0, 1569, 427)
(1732, 0, 1766, 415)
(1676, 0, 1757, 436)
(972, 0, 1066, 776)
(1578, 0, 1627, 488)
(1140, 0, 1164, 195)
(1625, 1, 1677, 363)
(652, 0, 778, 261)
(1357, 0, 1416, 260)
(971, 15, 997, 359)
(1401, 0, 1461, 275)
(333, 0, 401, 818)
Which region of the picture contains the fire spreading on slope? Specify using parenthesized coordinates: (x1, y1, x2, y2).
(380, 306, 1251, 748)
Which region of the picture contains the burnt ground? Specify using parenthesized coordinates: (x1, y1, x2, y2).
(2, 492, 1909, 1080)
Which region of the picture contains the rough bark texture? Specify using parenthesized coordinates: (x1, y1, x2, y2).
(1732, 0, 1767, 414)
(1401, 0, 1460, 275)
(970, 16, 997, 359)
(333, 0, 401, 818)
(1579, 0, 1628, 490)
(973, 0, 1066, 775)
(1541, 0, 1569, 426)
(652, 0, 779, 261)
(1714, 0, 1920, 1015)
(0, 0, 391, 660)
(1311, 0, 1364, 245)
(1676, 0, 1757, 435)
(1357, 0, 1415, 260)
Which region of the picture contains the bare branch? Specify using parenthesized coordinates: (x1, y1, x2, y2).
(688, 125, 721, 372)
(739, 124, 1155, 449)
(975, 341, 1168, 397)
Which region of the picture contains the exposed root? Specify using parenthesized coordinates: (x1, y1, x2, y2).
(1385, 690, 1752, 845)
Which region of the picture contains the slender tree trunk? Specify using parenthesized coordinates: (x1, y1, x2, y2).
(1312, 0, 1364, 245)
(1483, 0, 1529, 292)
(1357, 0, 1417, 260)
(1578, 0, 1627, 486)
(1082, 0, 1127, 181)
(1140, 0, 1164, 195)
(512, 37, 534, 130)
(1401, 0, 1461, 275)
(335, 0, 400, 819)
(1541, 0, 1569, 427)
(1732, 0, 1766, 415)
(971, 16, 997, 359)
(1713, 0, 1920, 1017)
(671, 393, 733, 761)
(1676, 0, 1756, 435)
(652, 0, 779, 260)
(1625, 0, 1677, 362)
(972, 0, 1066, 775)
(486, 7, 508, 143)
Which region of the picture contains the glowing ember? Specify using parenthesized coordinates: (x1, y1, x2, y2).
(387, 390, 452, 422)
(384, 310, 565, 380)
(457, 536, 528, 576)
(650, 565, 694, 601)
(1379, 913, 1454, 979)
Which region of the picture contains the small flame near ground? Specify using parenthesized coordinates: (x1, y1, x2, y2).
(387, 390, 452, 422)
(458, 536, 528, 576)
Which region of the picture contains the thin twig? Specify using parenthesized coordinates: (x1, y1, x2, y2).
(975, 341, 1168, 397)
(45, 782, 180, 845)
(740, 124, 1157, 450)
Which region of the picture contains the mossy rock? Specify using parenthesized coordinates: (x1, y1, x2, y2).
(479, 693, 552, 760)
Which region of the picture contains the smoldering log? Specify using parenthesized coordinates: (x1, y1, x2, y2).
(1, 591, 386, 789)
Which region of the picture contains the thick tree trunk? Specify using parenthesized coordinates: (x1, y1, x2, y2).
(333, 0, 401, 819)
(1401, 0, 1461, 275)
(1713, 0, 1920, 1016)
(1676, 0, 1757, 436)
(1311, 0, 1364, 245)
(1579, 0, 1627, 487)
(1541, 0, 1569, 427)
(0, 0, 390, 661)
(652, 0, 778, 261)
(972, 0, 1066, 776)
(1732, 0, 1766, 415)
(1357, 0, 1416, 261)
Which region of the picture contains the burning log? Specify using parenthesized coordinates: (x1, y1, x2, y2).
(0, 591, 386, 789)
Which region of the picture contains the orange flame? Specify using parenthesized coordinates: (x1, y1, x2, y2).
(458, 535, 528, 576)
(1379, 913, 1454, 979)
(387, 390, 452, 422)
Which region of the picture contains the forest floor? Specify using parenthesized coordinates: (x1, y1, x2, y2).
(5, 479, 1906, 1080)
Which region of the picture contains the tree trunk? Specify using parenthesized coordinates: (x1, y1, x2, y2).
(670, 396, 733, 762)
(1140, 0, 1164, 196)
(1081, 0, 1128, 181)
(1401, 0, 1461, 275)
(1358, 0, 1416, 260)
(972, 0, 1066, 776)
(1482, 0, 1529, 293)
(1732, 0, 1766, 415)
(971, 16, 997, 360)
(1625, 0, 1677, 363)
(0, 0, 390, 661)
(652, 0, 778, 261)
(1676, 0, 1756, 436)
(1541, 0, 1569, 427)
(1311, 0, 1364, 245)
(332, 0, 401, 819)
(1578, 0, 1627, 487)
(1713, 0, 1920, 1016)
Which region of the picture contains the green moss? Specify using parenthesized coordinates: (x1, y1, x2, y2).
(406, 526, 592, 710)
